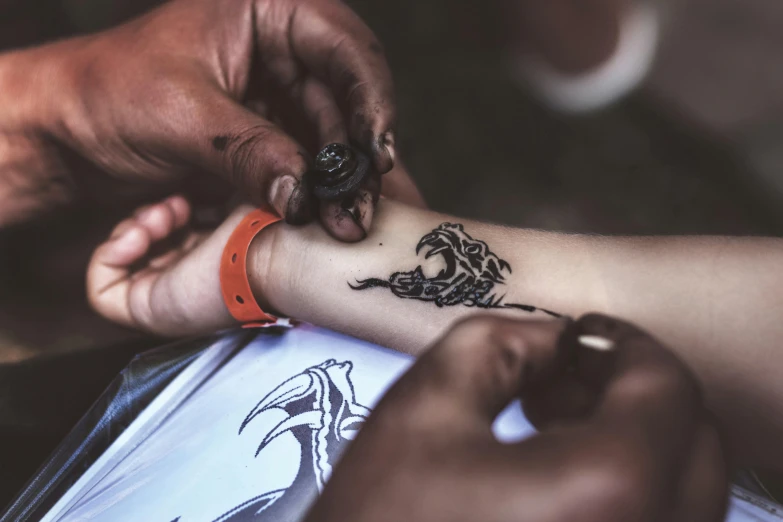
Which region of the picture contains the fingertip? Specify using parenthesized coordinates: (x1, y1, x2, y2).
(164, 195, 191, 228)
(319, 189, 375, 242)
(269, 175, 299, 220)
(354, 127, 394, 174)
(101, 226, 151, 267)
(372, 130, 395, 173)
(110, 215, 142, 241)
(135, 202, 176, 241)
(265, 151, 310, 221)
(319, 201, 368, 242)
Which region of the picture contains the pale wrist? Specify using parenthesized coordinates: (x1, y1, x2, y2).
(247, 217, 291, 317)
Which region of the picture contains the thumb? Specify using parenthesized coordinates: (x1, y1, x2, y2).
(387, 316, 569, 428)
(184, 93, 315, 223)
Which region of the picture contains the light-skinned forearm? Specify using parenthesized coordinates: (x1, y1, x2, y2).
(252, 202, 585, 351)
(245, 200, 783, 469)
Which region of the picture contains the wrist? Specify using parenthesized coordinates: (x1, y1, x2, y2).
(0, 41, 82, 135)
(247, 218, 290, 317)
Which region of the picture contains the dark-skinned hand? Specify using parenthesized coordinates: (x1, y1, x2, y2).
(0, 0, 425, 238)
(305, 314, 729, 522)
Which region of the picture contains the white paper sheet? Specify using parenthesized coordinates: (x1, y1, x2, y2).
(48, 325, 782, 522)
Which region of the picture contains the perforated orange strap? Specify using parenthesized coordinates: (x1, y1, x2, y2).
(220, 209, 282, 328)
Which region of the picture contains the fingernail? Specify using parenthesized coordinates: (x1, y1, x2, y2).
(341, 206, 367, 240)
(380, 130, 395, 166)
(136, 207, 154, 223)
(578, 335, 615, 352)
(114, 228, 140, 250)
(341, 191, 373, 238)
(286, 184, 317, 226)
(268, 175, 298, 218)
(164, 194, 185, 207)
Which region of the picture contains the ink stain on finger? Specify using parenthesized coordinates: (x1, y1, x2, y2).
(212, 136, 229, 151)
(341, 194, 355, 210)
(346, 206, 365, 235)
(286, 183, 316, 226)
(330, 203, 366, 240)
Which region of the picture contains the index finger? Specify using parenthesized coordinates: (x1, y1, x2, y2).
(381, 316, 569, 430)
(286, 1, 397, 173)
(506, 315, 709, 518)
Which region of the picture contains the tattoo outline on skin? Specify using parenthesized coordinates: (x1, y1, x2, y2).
(349, 222, 560, 317)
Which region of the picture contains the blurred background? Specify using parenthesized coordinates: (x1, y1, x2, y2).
(2, 0, 783, 504)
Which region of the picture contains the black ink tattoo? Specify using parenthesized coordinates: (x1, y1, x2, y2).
(349, 223, 560, 317)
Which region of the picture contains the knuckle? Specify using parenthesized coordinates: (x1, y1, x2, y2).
(441, 315, 537, 365)
(223, 125, 274, 184)
(221, 126, 304, 188)
(444, 314, 504, 343)
(490, 326, 532, 370)
(425, 316, 531, 396)
(569, 441, 657, 521)
(430, 315, 502, 362)
(632, 353, 702, 407)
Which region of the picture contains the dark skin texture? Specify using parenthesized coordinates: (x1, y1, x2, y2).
(305, 314, 729, 522)
(0, 0, 425, 239)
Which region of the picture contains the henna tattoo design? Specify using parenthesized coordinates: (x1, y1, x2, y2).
(349, 223, 561, 317)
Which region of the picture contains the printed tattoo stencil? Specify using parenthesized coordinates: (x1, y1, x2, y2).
(350, 223, 560, 317)
(210, 359, 370, 522)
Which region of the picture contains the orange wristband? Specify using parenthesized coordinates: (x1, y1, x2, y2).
(220, 209, 282, 328)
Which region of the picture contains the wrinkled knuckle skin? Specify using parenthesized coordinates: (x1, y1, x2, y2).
(221, 125, 279, 188)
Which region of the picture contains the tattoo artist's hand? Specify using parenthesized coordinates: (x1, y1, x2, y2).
(3, 0, 425, 238)
(305, 315, 728, 522)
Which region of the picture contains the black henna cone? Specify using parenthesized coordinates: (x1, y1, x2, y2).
(309, 143, 372, 202)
